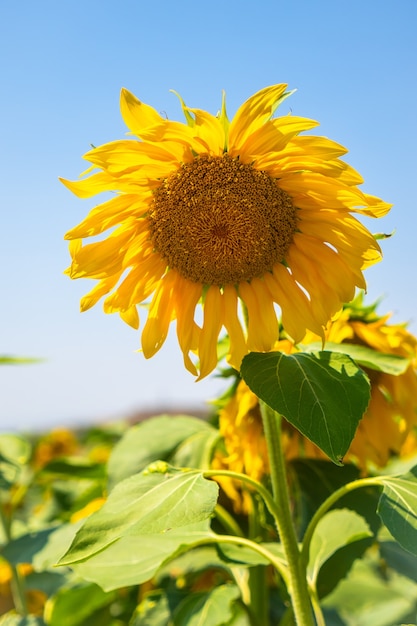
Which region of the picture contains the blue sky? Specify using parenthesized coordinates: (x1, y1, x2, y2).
(1, 1, 416, 431)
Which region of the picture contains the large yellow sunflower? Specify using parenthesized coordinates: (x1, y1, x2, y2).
(62, 85, 390, 378)
(214, 301, 417, 512)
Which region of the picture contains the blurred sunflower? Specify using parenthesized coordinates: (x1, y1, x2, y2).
(33, 428, 79, 469)
(62, 85, 390, 378)
(213, 299, 417, 511)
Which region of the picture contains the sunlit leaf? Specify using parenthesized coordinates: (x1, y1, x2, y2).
(302, 342, 410, 375)
(378, 467, 417, 555)
(241, 351, 370, 464)
(59, 465, 218, 565)
(307, 509, 372, 585)
(107, 415, 217, 489)
(65, 526, 215, 591)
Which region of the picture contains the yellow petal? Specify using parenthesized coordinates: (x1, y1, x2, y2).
(68, 227, 133, 279)
(238, 279, 278, 351)
(237, 116, 319, 162)
(80, 272, 123, 312)
(141, 272, 176, 358)
(60, 172, 120, 199)
(228, 84, 290, 153)
(84, 140, 179, 176)
(222, 285, 248, 370)
(120, 88, 165, 136)
(186, 107, 225, 155)
(120, 306, 139, 330)
(198, 286, 224, 379)
(64, 194, 149, 239)
(174, 273, 202, 376)
(264, 266, 323, 341)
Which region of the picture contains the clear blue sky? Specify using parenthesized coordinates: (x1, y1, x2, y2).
(1, 0, 416, 431)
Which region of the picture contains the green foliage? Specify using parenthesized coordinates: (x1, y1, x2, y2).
(307, 509, 373, 587)
(107, 415, 219, 489)
(1, 396, 417, 625)
(378, 467, 417, 555)
(241, 351, 370, 464)
(302, 342, 410, 376)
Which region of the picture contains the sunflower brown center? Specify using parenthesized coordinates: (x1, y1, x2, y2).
(148, 154, 298, 285)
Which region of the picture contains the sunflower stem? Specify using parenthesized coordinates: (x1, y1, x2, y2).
(259, 401, 315, 626)
(247, 496, 269, 626)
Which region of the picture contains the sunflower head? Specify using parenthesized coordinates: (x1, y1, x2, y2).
(62, 86, 391, 378)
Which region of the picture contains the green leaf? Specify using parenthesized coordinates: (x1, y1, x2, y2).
(59, 465, 218, 565)
(322, 556, 417, 626)
(173, 584, 240, 626)
(379, 540, 417, 583)
(302, 342, 410, 375)
(2, 523, 82, 570)
(39, 458, 106, 481)
(45, 582, 116, 626)
(378, 466, 417, 555)
(0, 435, 32, 466)
(107, 416, 218, 489)
(63, 527, 215, 591)
(307, 509, 372, 585)
(156, 546, 232, 582)
(241, 351, 370, 464)
(0, 452, 20, 490)
(0, 356, 41, 365)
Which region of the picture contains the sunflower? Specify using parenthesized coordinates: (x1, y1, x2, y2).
(214, 300, 417, 511)
(62, 85, 390, 378)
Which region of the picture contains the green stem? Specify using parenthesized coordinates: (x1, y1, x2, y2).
(204, 469, 281, 522)
(0, 505, 28, 616)
(259, 402, 315, 626)
(215, 503, 245, 537)
(248, 497, 269, 626)
(301, 476, 383, 565)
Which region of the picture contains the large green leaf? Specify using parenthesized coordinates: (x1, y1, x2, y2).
(64, 526, 215, 591)
(302, 342, 410, 375)
(307, 509, 372, 585)
(173, 584, 240, 626)
(378, 466, 417, 555)
(59, 464, 218, 565)
(107, 416, 218, 489)
(241, 351, 370, 464)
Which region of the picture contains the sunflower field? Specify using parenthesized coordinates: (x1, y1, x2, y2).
(2, 86, 417, 626)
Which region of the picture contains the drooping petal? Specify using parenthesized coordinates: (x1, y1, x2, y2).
(198, 286, 224, 380)
(174, 273, 202, 376)
(141, 271, 176, 358)
(238, 279, 278, 351)
(222, 285, 248, 370)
